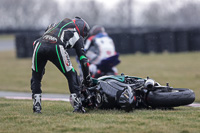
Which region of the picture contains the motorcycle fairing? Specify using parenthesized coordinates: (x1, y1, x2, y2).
(98, 75, 125, 82)
(95, 79, 137, 109)
(98, 75, 142, 83)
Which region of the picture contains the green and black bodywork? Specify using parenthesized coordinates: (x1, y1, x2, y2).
(81, 74, 195, 112)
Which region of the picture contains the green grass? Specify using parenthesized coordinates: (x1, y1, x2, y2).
(0, 51, 200, 133)
(0, 51, 199, 102)
(0, 51, 73, 94)
(118, 52, 200, 102)
(0, 99, 200, 133)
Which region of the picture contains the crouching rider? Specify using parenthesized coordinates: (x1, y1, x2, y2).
(31, 17, 91, 113)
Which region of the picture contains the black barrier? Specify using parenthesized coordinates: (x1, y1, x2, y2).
(158, 31, 175, 52)
(144, 32, 159, 53)
(132, 34, 145, 53)
(188, 30, 200, 51)
(14, 28, 200, 58)
(110, 33, 133, 54)
(174, 31, 188, 52)
(15, 33, 40, 58)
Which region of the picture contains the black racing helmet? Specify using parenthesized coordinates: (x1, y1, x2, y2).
(72, 17, 90, 39)
(89, 25, 105, 36)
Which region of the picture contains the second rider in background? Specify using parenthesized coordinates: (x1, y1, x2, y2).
(79, 25, 120, 79)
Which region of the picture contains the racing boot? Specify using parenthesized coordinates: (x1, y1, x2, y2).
(70, 93, 86, 113)
(32, 94, 42, 113)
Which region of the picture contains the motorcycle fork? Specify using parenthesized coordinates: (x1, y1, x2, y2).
(135, 89, 149, 108)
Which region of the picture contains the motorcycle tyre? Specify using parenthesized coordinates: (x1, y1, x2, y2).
(146, 88, 195, 108)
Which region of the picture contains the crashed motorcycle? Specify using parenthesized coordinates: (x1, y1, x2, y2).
(80, 74, 195, 112)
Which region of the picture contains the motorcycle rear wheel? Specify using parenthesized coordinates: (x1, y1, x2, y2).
(146, 88, 195, 108)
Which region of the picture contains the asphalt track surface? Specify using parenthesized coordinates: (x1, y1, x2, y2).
(0, 37, 15, 51)
(0, 91, 70, 102)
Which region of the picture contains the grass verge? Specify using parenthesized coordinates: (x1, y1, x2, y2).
(0, 99, 200, 133)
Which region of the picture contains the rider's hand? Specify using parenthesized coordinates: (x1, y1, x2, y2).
(83, 75, 92, 87)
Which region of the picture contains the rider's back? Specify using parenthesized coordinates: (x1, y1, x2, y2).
(41, 18, 79, 49)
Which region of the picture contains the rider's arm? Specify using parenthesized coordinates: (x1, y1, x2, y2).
(86, 44, 99, 64)
(73, 37, 91, 82)
(84, 35, 95, 51)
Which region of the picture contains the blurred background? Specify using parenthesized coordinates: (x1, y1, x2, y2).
(1, 0, 200, 56)
(0, 0, 200, 100)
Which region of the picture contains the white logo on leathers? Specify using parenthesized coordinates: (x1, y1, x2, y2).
(43, 35, 57, 42)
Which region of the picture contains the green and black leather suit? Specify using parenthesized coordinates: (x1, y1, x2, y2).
(31, 18, 90, 95)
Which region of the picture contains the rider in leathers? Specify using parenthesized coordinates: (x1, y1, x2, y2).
(83, 25, 118, 78)
(31, 17, 91, 113)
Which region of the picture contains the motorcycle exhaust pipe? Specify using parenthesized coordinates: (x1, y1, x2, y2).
(144, 79, 155, 90)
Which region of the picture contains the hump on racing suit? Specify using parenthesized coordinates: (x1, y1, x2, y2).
(41, 17, 91, 81)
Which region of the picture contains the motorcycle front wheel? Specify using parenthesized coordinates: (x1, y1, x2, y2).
(146, 88, 195, 108)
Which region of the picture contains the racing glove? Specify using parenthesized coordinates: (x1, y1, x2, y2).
(82, 75, 92, 87)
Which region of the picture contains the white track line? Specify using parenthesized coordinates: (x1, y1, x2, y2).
(5, 96, 69, 102)
(186, 103, 200, 107)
